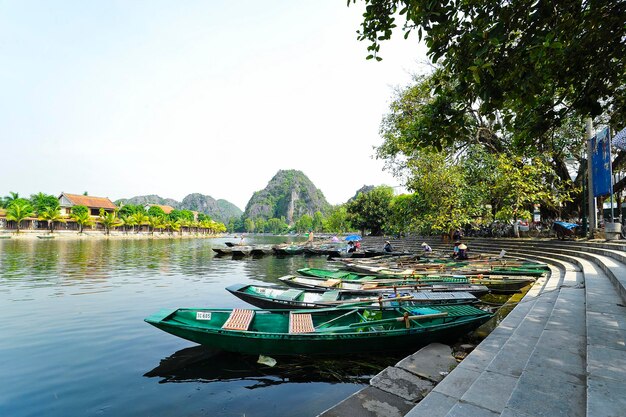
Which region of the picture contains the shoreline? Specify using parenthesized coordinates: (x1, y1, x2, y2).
(0, 230, 224, 240)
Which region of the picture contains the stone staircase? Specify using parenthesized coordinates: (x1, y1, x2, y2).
(392, 238, 626, 417)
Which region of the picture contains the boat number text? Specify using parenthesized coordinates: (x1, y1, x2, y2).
(196, 312, 212, 320)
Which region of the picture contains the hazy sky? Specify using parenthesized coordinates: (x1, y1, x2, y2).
(1, 1, 427, 210)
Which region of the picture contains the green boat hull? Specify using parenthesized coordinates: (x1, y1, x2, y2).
(145, 305, 492, 356)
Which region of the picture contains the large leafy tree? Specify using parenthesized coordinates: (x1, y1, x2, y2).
(267, 218, 288, 234)
(351, 0, 626, 140)
(345, 186, 394, 235)
(5, 199, 34, 233)
(30, 193, 59, 215)
(324, 206, 350, 234)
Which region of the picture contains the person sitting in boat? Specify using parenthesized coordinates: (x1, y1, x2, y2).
(452, 228, 463, 241)
(347, 241, 356, 253)
(355, 241, 361, 250)
(452, 241, 461, 258)
(383, 240, 393, 252)
(457, 243, 469, 260)
(421, 242, 432, 253)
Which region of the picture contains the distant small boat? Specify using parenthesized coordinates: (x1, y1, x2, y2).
(226, 283, 478, 310)
(144, 304, 493, 356)
(272, 245, 305, 255)
(37, 235, 55, 239)
(0, 235, 11, 239)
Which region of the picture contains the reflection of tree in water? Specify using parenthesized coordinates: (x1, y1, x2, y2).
(144, 346, 406, 389)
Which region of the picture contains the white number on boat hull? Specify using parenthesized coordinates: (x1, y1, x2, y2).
(196, 312, 212, 320)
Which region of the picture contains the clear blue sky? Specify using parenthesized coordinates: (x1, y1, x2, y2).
(1, 1, 427, 210)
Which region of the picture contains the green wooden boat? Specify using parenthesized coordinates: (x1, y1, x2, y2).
(226, 283, 478, 310)
(283, 273, 532, 294)
(340, 262, 546, 277)
(278, 275, 491, 296)
(297, 267, 470, 283)
(144, 304, 493, 355)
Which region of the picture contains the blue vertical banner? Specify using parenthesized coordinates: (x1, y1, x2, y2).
(590, 128, 612, 197)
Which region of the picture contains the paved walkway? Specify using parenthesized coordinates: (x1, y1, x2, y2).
(318, 238, 626, 417)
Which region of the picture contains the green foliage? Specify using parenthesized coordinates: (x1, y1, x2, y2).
(38, 206, 64, 232)
(118, 204, 146, 218)
(345, 186, 394, 235)
(71, 205, 89, 217)
(71, 210, 93, 233)
(169, 209, 194, 222)
(147, 206, 166, 217)
(312, 211, 324, 232)
(2, 192, 20, 208)
(324, 205, 350, 234)
(30, 193, 59, 215)
(255, 218, 267, 233)
(197, 213, 211, 222)
(293, 214, 313, 233)
(244, 218, 255, 233)
(5, 198, 34, 232)
(351, 0, 626, 138)
(98, 209, 122, 235)
(266, 218, 288, 234)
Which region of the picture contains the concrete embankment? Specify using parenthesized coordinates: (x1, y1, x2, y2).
(318, 343, 458, 417)
(321, 237, 626, 417)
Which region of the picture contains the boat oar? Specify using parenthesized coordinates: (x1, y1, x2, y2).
(315, 311, 449, 332)
(321, 295, 415, 309)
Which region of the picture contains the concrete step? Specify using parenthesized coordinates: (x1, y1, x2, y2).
(405, 254, 571, 417)
(499, 262, 588, 417)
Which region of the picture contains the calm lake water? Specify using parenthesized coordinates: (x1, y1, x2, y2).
(1, 236, 418, 417)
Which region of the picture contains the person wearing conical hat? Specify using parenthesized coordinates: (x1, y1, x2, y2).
(421, 242, 432, 252)
(457, 243, 469, 260)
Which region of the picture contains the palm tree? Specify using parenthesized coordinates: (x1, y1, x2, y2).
(5, 199, 34, 233)
(2, 191, 20, 208)
(130, 212, 148, 233)
(39, 206, 65, 233)
(121, 215, 137, 234)
(98, 209, 122, 236)
(147, 215, 164, 235)
(71, 211, 93, 234)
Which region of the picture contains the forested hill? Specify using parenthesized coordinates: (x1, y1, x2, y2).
(115, 194, 242, 223)
(243, 169, 331, 224)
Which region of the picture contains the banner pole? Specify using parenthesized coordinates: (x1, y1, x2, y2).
(586, 118, 596, 238)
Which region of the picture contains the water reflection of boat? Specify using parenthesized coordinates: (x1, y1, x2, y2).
(144, 345, 395, 387)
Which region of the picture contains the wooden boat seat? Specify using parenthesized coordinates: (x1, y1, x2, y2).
(276, 289, 304, 301)
(289, 313, 315, 333)
(222, 308, 255, 330)
(322, 279, 341, 287)
(361, 282, 379, 290)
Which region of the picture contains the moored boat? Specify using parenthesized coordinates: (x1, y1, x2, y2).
(272, 245, 305, 255)
(296, 267, 535, 292)
(226, 283, 478, 310)
(278, 275, 490, 296)
(144, 304, 493, 355)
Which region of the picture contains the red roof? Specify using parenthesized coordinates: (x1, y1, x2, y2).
(61, 193, 117, 210)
